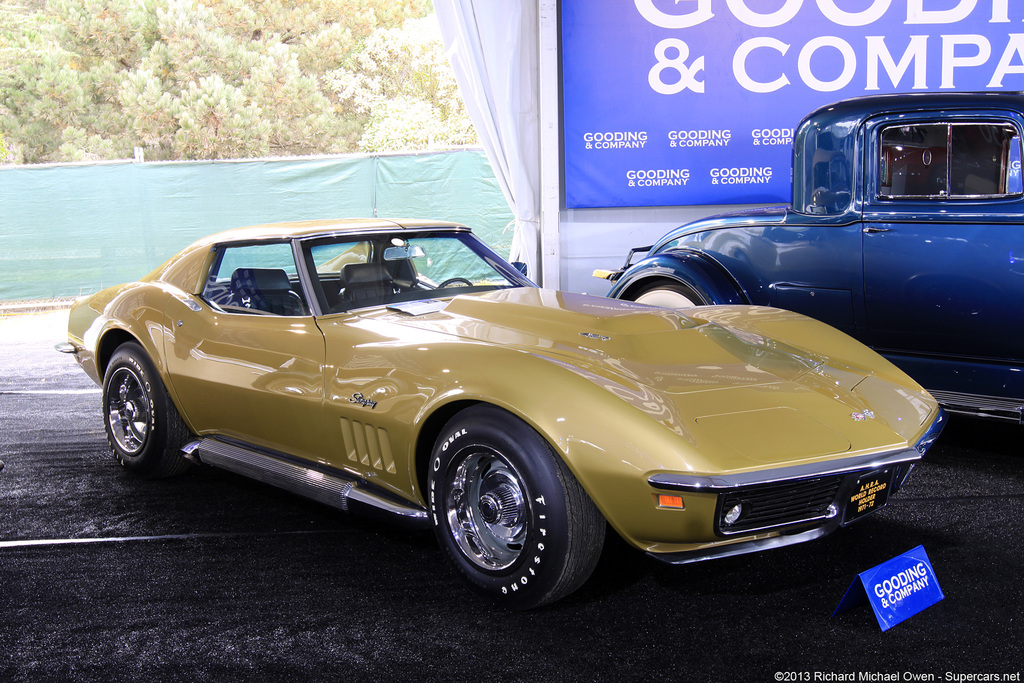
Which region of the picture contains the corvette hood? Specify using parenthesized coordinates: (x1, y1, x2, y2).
(387, 288, 936, 466)
(396, 288, 821, 393)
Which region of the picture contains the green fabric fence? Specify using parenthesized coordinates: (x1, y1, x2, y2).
(0, 149, 513, 302)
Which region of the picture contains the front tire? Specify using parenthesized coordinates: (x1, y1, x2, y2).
(102, 342, 192, 478)
(428, 405, 604, 609)
(631, 280, 708, 308)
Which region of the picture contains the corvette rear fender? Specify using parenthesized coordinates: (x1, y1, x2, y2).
(609, 250, 748, 306)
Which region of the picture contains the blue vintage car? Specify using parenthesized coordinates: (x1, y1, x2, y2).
(598, 92, 1024, 422)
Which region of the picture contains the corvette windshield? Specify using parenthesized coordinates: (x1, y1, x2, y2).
(304, 231, 528, 314)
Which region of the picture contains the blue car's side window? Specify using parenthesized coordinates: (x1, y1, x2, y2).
(1005, 135, 1022, 195)
(879, 122, 1023, 200)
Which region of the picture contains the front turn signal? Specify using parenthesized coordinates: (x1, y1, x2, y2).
(657, 494, 685, 509)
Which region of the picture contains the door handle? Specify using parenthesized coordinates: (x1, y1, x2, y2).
(863, 226, 893, 234)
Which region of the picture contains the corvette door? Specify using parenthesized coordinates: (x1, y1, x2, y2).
(298, 236, 422, 488)
(163, 241, 328, 461)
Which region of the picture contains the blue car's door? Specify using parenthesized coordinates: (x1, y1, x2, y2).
(862, 114, 1024, 364)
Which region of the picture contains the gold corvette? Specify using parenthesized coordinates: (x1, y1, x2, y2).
(60, 219, 945, 608)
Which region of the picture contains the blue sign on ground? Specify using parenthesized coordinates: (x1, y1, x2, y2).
(561, 1, 1024, 208)
(833, 545, 944, 631)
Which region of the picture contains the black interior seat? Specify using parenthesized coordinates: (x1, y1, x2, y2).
(386, 258, 418, 291)
(340, 262, 394, 309)
(230, 268, 307, 315)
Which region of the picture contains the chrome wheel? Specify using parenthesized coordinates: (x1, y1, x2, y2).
(106, 366, 150, 455)
(101, 342, 191, 478)
(444, 450, 528, 571)
(429, 405, 605, 608)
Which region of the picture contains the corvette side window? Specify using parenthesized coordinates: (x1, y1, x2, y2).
(202, 242, 310, 316)
(879, 122, 1023, 199)
(302, 233, 524, 314)
(310, 241, 370, 274)
(307, 240, 375, 312)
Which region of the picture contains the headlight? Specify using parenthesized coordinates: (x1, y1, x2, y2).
(722, 502, 745, 526)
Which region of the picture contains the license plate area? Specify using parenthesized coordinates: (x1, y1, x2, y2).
(843, 467, 895, 525)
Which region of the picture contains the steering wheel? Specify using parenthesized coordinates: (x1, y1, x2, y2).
(436, 277, 473, 288)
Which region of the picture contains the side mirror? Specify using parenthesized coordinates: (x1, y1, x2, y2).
(512, 261, 528, 277)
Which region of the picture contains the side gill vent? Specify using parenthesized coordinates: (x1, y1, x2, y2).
(339, 418, 397, 474)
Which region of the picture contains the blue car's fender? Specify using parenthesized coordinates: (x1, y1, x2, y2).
(608, 249, 749, 306)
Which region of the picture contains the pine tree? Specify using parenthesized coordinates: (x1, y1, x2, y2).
(0, 0, 460, 163)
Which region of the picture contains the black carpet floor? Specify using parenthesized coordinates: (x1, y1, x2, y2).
(1, 317, 1021, 682)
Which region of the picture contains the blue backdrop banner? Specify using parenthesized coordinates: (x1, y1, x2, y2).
(561, 0, 1024, 208)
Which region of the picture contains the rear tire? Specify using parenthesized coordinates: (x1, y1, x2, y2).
(102, 342, 192, 479)
(428, 405, 605, 609)
(631, 280, 708, 308)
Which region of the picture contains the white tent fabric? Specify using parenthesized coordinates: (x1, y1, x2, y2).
(432, 0, 541, 281)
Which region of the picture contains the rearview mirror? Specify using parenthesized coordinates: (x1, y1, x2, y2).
(384, 245, 426, 261)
